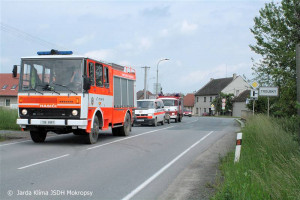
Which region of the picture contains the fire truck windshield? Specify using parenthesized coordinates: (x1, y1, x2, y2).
(162, 99, 178, 106)
(19, 59, 83, 93)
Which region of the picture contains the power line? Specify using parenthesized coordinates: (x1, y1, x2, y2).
(1, 22, 68, 50)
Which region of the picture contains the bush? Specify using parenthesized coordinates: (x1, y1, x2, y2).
(213, 115, 300, 200)
(0, 108, 20, 130)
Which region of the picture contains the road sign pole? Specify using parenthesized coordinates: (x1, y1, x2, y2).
(253, 99, 255, 116)
(267, 97, 270, 117)
(296, 43, 300, 142)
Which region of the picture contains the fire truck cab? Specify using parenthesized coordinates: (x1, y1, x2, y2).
(157, 95, 184, 123)
(14, 50, 136, 144)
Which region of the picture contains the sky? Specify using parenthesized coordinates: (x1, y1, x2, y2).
(0, 0, 272, 94)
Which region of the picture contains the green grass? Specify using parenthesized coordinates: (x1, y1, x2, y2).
(212, 115, 300, 200)
(0, 107, 21, 131)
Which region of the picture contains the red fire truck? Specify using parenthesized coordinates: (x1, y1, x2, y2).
(157, 94, 184, 123)
(13, 50, 136, 144)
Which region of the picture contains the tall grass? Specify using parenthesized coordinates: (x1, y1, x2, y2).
(213, 115, 300, 200)
(0, 107, 20, 130)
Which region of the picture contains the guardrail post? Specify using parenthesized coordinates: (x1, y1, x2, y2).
(234, 132, 243, 163)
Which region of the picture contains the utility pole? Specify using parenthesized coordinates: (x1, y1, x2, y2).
(296, 44, 300, 141)
(142, 66, 150, 99)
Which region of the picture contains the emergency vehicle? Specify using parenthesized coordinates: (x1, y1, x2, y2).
(133, 99, 166, 126)
(13, 49, 136, 144)
(157, 94, 184, 122)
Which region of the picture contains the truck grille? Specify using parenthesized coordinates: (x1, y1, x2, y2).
(19, 108, 80, 119)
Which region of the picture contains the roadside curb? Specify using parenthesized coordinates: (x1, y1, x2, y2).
(0, 130, 26, 135)
(235, 119, 245, 128)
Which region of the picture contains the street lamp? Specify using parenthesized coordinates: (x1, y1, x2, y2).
(156, 58, 169, 97)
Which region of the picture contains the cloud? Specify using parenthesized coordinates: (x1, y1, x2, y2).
(138, 37, 152, 50)
(73, 33, 95, 45)
(180, 20, 198, 34)
(159, 29, 169, 37)
(141, 5, 170, 18)
(84, 49, 114, 61)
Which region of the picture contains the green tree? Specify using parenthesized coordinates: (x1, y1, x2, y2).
(250, 0, 300, 117)
(212, 93, 234, 115)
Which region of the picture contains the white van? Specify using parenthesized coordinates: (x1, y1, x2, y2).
(134, 99, 165, 126)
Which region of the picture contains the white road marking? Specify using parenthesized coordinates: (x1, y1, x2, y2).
(121, 131, 214, 200)
(87, 126, 174, 150)
(18, 154, 70, 170)
(183, 119, 199, 124)
(0, 134, 65, 147)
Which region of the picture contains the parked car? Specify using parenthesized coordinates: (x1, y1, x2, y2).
(202, 112, 209, 116)
(134, 99, 166, 126)
(183, 110, 192, 117)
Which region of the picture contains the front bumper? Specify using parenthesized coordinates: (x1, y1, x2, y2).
(17, 119, 88, 129)
(133, 118, 155, 125)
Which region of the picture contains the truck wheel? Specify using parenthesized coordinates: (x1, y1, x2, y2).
(30, 130, 47, 143)
(153, 118, 158, 127)
(161, 117, 165, 125)
(87, 117, 99, 144)
(178, 115, 182, 122)
(119, 113, 131, 136)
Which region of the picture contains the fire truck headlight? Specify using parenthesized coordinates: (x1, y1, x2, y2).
(148, 113, 153, 116)
(72, 110, 78, 116)
(172, 113, 175, 116)
(21, 109, 28, 115)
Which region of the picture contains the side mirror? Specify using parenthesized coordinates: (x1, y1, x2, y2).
(83, 76, 91, 91)
(12, 65, 18, 78)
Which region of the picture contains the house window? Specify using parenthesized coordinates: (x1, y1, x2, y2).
(210, 96, 212, 102)
(5, 99, 10, 107)
(11, 85, 17, 90)
(2, 85, 8, 90)
(196, 108, 199, 114)
(197, 97, 199, 102)
(204, 108, 207, 113)
(204, 97, 206, 102)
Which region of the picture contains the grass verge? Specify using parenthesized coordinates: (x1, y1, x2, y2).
(212, 115, 300, 200)
(0, 107, 21, 131)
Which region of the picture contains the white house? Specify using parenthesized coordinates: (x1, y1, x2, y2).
(194, 74, 250, 116)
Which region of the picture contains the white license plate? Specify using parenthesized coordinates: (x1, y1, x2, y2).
(40, 120, 55, 125)
(136, 119, 144, 122)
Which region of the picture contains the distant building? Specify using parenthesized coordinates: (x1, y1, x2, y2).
(194, 74, 250, 116)
(232, 90, 250, 117)
(0, 73, 19, 108)
(183, 93, 195, 113)
(136, 90, 155, 100)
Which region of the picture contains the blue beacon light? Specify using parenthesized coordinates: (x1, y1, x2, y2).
(37, 49, 73, 55)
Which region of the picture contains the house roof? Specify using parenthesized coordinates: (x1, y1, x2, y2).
(137, 90, 153, 100)
(183, 93, 195, 107)
(195, 77, 233, 96)
(0, 73, 19, 97)
(232, 90, 250, 102)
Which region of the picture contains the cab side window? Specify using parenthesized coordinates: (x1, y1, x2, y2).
(95, 63, 103, 87)
(89, 62, 95, 86)
(104, 67, 109, 88)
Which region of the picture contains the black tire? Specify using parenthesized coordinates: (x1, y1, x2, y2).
(112, 127, 120, 136)
(30, 130, 47, 143)
(161, 117, 165, 125)
(87, 117, 99, 144)
(178, 115, 182, 122)
(119, 113, 131, 136)
(153, 118, 158, 127)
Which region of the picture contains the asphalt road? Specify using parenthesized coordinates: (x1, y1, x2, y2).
(0, 117, 239, 200)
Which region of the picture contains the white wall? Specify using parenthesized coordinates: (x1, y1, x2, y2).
(233, 102, 248, 117)
(222, 76, 250, 97)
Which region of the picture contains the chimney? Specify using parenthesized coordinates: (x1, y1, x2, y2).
(233, 73, 237, 79)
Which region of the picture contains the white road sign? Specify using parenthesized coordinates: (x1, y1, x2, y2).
(250, 89, 258, 100)
(259, 87, 279, 97)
